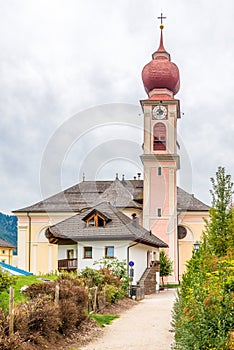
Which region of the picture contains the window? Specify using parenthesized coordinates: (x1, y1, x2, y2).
(105, 246, 114, 258)
(88, 219, 95, 226)
(178, 226, 187, 239)
(158, 167, 162, 176)
(157, 208, 162, 217)
(86, 213, 105, 227)
(2, 250, 5, 254)
(84, 247, 92, 259)
(153, 123, 166, 151)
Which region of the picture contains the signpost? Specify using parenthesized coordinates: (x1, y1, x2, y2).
(129, 261, 135, 296)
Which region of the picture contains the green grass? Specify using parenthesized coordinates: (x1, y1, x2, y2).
(163, 283, 180, 288)
(0, 274, 57, 310)
(90, 313, 119, 327)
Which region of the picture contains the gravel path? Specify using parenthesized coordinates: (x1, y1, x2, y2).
(81, 289, 177, 350)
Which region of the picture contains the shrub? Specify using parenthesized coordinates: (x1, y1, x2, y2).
(80, 267, 104, 288)
(172, 251, 234, 349)
(56, 271, 84, 286)
(0, 307, 23, 350)
(22, 281, 55, 300)
(105, 284, 125, 303)
(80, 259, 129, 306)
(0, 332, 23, 350)
(94, 258, 130, 293)
(22, 278, 88, 335)
(14, 296, 60, 343)
(0, 268, 15, 294)
(58, 284, 87, 333)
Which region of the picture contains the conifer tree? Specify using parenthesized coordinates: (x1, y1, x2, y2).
(203, 166, 234, 256)
(172, 167, 234, 349)
(159, 250, 173, 287)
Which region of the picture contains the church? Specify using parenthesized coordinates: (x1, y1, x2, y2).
(14, 20, 210, 286)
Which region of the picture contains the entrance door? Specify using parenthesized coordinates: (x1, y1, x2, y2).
(67, 249, 74, 259)
(147, 251, 151, 268)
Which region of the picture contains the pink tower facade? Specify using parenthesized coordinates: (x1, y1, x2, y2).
(141, 25, 181, 283)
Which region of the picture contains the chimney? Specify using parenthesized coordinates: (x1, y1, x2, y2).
(137, 172, 141, 180)
(131, 213, 139, 226)
(133, 176, 137, 180)
(115, 173, 119, 180)
(82, 173, 85, 182)
(122, 174, 125, 181)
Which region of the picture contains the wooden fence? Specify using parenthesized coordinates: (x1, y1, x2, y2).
(7, 283, 145, 334)
(7, 284, 110, 334)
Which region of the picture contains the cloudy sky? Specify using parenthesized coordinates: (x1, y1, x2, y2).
(0, 0, 234, 214)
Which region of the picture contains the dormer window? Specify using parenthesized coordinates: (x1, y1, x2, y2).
(86, 213, 105, 227)
(83, 209, 111, 228)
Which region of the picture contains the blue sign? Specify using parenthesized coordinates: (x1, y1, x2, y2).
(129, 261, 134, 267)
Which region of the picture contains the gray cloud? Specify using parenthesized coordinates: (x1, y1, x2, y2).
(0, 0, 233, 213)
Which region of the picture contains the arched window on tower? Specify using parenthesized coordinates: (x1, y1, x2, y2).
(153, 123, 166, 151)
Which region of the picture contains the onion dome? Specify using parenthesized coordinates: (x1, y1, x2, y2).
(142, 24, 180, 99)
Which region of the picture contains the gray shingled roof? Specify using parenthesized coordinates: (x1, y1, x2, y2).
(0, 238, 15, 248)
(13, 179, 209, 213)
(177, 187, 210, 212)
(46, 202, 168, 248)
(13, 179, 143, 213)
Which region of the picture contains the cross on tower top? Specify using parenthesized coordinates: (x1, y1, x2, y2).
(157, 12, 166, 27)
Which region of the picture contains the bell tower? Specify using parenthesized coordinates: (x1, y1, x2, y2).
(140, 19, 181, 282)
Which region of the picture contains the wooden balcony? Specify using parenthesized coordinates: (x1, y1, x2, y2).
(58, 258, 78, 271)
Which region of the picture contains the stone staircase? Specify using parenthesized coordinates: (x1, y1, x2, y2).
(138, 262, 160, 295)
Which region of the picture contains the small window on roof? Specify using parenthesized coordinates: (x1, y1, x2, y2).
(86, 213, 106, 227)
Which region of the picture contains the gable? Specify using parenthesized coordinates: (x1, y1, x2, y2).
(82, 209, 111, 227)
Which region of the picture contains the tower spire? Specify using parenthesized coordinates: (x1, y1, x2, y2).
(153, 13, 170, 60)
(141, 13, 180, 98)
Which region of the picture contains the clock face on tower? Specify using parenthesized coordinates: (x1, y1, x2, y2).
(152, 105, 168, 120)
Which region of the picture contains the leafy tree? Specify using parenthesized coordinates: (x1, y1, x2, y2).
(203, 166, 234, 256)
(172, 167, 234, 349)
(159, 250, 173, 287)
